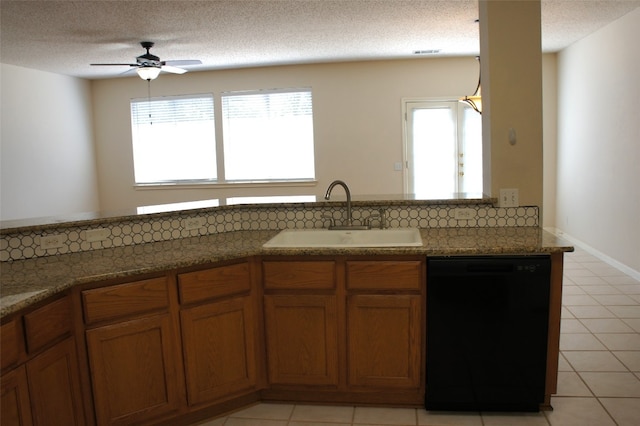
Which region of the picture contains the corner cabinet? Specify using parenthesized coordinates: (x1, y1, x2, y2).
(261, 256, 425, 405)
(79, 260, 261, 426)
(82, 276, 183, 426)
(1, 295, 86, 426)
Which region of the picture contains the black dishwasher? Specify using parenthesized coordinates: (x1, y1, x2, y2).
(425, 255, 551, 412)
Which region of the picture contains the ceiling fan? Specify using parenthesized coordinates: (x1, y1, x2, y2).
(90, 41, 202, 80)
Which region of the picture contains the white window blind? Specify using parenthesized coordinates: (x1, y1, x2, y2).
(130, 94, 216, 184)
(221, 89, 315, 181)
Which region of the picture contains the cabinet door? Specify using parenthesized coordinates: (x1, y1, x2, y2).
(264, 295, 338, 386)
(26, 337, 85, 426)
(180, 296, 256, 405)
(86, 314, 180, 426)
(1, 365, 33, 426)
(347, 295, 421, 389)
(1, 319, 23, 373)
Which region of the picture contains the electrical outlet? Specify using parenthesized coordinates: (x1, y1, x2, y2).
(40, 234, 66, 250)
(454, 208, 476, 220)
(499, 188, 519, 207)
(184, 217, 206, 230)
(85, 228, 110, 242)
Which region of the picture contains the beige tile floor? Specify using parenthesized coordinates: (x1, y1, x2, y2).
(193, 248, 640, 426)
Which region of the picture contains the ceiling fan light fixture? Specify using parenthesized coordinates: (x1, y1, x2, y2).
(137, 66, 161, 81)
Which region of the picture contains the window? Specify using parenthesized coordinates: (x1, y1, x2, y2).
(221, 89, 315, 181)
(404, 100, 482, 198)
(130, 88, 315, 186)
(131, 94, 216, 184)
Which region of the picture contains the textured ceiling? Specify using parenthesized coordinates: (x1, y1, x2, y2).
(1, 0, 639, 80)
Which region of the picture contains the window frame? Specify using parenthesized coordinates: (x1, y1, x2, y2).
(220, 87, 316, 183)
(130, 93, 217, 185)
(131, 88, 317, 189)
(401, 98, 482, 198)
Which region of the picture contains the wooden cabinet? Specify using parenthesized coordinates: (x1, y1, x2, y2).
(261, 257, 424, 403)
(81, 262, 260, 424)
(345, 260, 423, 291)
(26, 337, 85, 426)
(264, 295, 339, 386)
(83, 276, 182, 426)
(347, 295, 421, 388)
(1, 295, 86, 426)
(346, 260, 423, 391)
(86, 314, 180, 425)
(263, 261, 336, 291)
(23, 297, 73, 354)
(1, 249, 564, 420)
(262, 259, 339, 388)
(1, 365, 32, 426)
(178, 262, 258, 406)
(1, 319, 23, 373)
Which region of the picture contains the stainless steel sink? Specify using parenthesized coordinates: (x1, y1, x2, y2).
(263, 228, 423, 248)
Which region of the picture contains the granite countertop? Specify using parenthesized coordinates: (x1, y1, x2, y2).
(0, 227, 573, 318)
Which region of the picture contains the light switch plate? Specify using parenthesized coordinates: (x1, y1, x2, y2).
(499, 188, 519, 207)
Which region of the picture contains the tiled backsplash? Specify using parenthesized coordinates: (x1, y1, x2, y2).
(0, 202, 539, 262)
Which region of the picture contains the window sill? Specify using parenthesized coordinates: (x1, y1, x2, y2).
(134, 179, 318, 190)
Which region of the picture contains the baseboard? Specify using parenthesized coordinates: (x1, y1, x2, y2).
(544, 227, 640, 281)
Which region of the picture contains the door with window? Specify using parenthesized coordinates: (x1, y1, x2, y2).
(404, 101, 482, 198)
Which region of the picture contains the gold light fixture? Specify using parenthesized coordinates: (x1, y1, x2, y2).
(460, 56, 482, 114)
(136, 66, 161, 81)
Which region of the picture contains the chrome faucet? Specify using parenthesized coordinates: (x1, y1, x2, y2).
(324, 180, 369, 230)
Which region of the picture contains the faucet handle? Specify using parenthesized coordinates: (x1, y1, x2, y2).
(378, 209, 387, 229)
(322, 212, 336, 228)
(365, 209, 387, 229)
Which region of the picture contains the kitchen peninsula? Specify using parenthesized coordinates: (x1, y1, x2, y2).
(0, 196, 573, 426)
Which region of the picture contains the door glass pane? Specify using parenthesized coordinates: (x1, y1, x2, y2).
(411, 107, 456, 198)
(406, 101, 482, 199)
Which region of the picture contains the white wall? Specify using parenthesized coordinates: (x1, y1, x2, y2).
(542, 54, 558, 229)
(91, 58, 482, 210)
(556, 7, 640, 274)
(0, 64, 100, 221)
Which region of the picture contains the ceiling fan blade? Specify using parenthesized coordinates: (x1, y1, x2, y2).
(90, 63, 138, 66)
(163, 59, 202, 66)
(90, 42, 201, 77)
(161, 65, 187, 74)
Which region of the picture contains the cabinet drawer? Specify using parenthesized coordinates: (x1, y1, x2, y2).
(346, 261, 423, 291)
(82, 277, 169, 324)
(24, 296, 72, 353)
(1, 319, 22, 371)
(263, 261, 336, 290)
(179, 262, 251, 304)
